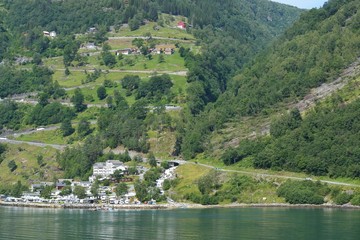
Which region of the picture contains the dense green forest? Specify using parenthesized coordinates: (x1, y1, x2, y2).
(221, 97, 360, 179)
(255, 98, 360, 178)
(179, 0, 360, 160)
(0, 65, 57, 98)
(2, 0, 300, 36)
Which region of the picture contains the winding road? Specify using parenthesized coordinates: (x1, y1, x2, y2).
(1, 129, 359, 188)
(0, 137, 66, 150)
(185, 161, 360, 188)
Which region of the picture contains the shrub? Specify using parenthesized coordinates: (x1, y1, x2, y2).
(334, 192, 353, 205)
(277, 180, 329, 205)
(8, 160, 17, 172)
(350, 194, 360, 206)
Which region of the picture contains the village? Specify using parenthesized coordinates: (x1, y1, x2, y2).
(1, 159, 180, 207)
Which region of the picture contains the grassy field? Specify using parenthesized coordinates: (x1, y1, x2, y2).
(171, 164, 210, 200)
(49, 53, 186, 88)
(14, 119, 98, 145)
(0, 144, 62, 184)
(115, 52, 187, 71)
(106, 38, 134, 49)
(43, 56, 64, 70)
(64, 72, 186, 105)
(148, 130, 176, 159)
(65, 81, 136, 105)
(109, 22, 195, 40)
(53, 70, 86, 88)
(15, 129, 68, 145)
(170, 161, 360, 204)
(171, 163, 284, 204)
(191, 153, 360, 187)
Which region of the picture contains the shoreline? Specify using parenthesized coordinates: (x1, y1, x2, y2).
(1, 200, 360, 211)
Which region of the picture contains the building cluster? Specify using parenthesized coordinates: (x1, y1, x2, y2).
(4, 160, 136, 204)
(89, 160, 128, 182)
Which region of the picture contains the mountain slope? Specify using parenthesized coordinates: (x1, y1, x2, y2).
(179, 0, 360, 159)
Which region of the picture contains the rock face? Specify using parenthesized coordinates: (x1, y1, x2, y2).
(294, 58, 360, 112)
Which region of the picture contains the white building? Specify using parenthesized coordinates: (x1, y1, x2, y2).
(50, 31, 57, 38)
(90, 160, 128, 182)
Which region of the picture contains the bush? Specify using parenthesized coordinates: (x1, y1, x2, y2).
(334, 192, 353, 205)
(350, 194, 360, 206)
(277, 180, 329, 205)
(200, 194, 219, 205)
(184, 192, 201, 204)
(161, 161, 170, 169)
(163, 179, 171, 191)
(7, 160, 17, 172)
(97, 86, 107, 100)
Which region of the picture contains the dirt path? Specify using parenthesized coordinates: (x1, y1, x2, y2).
(188, 162, 360, 188)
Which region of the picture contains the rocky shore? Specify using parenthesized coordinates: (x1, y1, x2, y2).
(2, 200, 360, 211)
(0, 200, 168, 210)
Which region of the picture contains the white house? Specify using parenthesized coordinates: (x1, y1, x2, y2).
(43, 31, 56, 38)
(50, 31, 57, 38)
(116, 48, 132, 55)
(90, 160, 128, 182)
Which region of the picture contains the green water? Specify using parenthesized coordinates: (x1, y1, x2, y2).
(1, 206, 360, 239)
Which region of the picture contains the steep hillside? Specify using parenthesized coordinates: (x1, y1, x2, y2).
(2, 0, 301, 37)
(0, 0, 303, 187)
(179, 0, 360, 160)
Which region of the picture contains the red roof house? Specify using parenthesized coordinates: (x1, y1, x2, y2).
(177, 21, 186, 29)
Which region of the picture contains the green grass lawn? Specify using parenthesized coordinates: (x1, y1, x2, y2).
(171, 75, 187, 94)
(15, 129, 68, 145)
(0, 144, 62, 184)
(53, 70, 86, 88)
(15, 119, 99, 145)
(65, 82, 136, 105)
(109, 21, 195, 40)
(171, 164, 210, 199)
(192, 153, 360, 187)
(148, 130, 176, 159)
(107, 38, 134, 49)
(43, 56, 64, 69)
(170, 163, 284, 204)
(115, 52, 187, 71)
(65, 72, 184, 106)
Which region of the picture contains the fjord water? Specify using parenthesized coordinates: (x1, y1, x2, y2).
(1, 207, 360, 240)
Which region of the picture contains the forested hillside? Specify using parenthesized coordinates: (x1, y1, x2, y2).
(2, 0, 360, 206)
(178, 0, 360, 179)
(2, 0, 300, 36)
(255, 99, 360, 178)
(0, 0, 302, 184)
